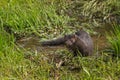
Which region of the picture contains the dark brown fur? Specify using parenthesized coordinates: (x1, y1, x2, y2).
(41, 30, 94, 56)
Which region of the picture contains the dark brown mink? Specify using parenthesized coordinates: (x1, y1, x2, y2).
(41, 34, 75, 46)
(68, 30, 94, 56)
(41, 30, 94, 56)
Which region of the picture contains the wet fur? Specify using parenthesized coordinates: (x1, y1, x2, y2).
(41, 34, 75, 46)
(41, 30, 94, 56)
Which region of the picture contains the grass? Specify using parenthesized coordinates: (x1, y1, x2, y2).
(107, 25, 120, 57)
(66, 0, 120, 28)
(0, 0, 71, 38)
(0, 30, 52, 79)
(0, 0, 120, 79)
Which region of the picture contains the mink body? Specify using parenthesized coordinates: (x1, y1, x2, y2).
(41, 30, 94, 56)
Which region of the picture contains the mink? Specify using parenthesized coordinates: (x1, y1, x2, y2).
(41, 30, 94, 56)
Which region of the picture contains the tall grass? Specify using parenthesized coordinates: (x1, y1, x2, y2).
(82, 0, 120, 22)
(0, 0, 70, 37)
(1, 0, 120, 79)
(0, 28, 53, 79)
(107, 25, 120, 57)
(0, 0, 67, 79)
(65, 0, 120, 27)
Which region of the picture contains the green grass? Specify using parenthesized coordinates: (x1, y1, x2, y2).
(107, 25, 120, 57)
(0, 30, 52, 79)
(0, 0, 71, 38)
(82, 0, 120, 21)
(0, 0, 120, 80)
(65, 0, 120, 27)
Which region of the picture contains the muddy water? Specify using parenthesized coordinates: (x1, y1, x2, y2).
(17, 36, 65, 53)
(93, 24, 113, 50)
(17, 24, 112, 53)
(16, 25, 113, 70)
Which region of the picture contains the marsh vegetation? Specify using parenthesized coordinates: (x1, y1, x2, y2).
(0, 0, 120, 79)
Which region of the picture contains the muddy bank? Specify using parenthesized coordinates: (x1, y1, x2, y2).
(16, 36, 66, 53)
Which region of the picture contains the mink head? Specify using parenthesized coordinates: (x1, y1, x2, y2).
(64, 34, 78, 46)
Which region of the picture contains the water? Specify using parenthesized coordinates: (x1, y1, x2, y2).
(17, 26, 111, 52)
